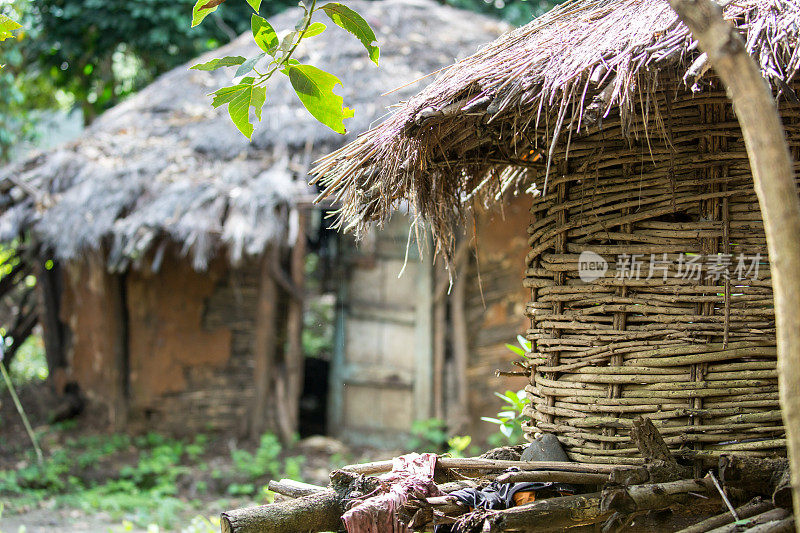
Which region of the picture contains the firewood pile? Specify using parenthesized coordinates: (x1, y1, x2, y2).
(221, 418, 794, 533)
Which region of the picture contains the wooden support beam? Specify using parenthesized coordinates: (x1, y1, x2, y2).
(284, 208, 307, 440)
(252, 247, 279, 439)
(449, 250, 469, 432)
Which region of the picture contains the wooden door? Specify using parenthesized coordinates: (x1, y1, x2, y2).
(329, 217, 433, 446)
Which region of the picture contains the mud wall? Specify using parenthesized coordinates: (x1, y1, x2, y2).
(61, 251, 263, 437)
(59, 253, 126, 427)
(466, 194, 531, 441)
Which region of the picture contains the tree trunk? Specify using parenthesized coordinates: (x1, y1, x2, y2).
(667, 1, 800, 528)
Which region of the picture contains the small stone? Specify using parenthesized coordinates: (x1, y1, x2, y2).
(521, 433, 570, 463)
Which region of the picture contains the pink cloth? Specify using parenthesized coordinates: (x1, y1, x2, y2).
(342, 453, 443, 533)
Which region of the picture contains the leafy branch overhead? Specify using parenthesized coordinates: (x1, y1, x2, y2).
(0, 14, 21, 42)
(190, 0, 380, 138)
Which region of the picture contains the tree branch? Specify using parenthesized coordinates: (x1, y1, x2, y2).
(666, 1, 800, 530)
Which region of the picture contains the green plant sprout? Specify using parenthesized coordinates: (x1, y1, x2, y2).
(505, 334, 533, 359)
(481, 389, 529, 443)
(190, 0, 379, 137)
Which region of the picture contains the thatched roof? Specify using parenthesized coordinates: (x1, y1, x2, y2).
(312, 0, 800, 260)
(0, 0, 506, 272)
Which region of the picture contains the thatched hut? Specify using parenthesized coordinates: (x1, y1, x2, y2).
(0, 0, 506, 440)
(314, 0, 800, 461)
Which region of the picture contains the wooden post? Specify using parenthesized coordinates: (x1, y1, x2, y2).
(252, 246, 279, 439)
(449, 250, 469, 433)
(35, 259, 66, 390)
(667, 1, 800, 528)
(109, 271, 129, 431)
(284, 208, 307, 438)
(432, 265, 447, 420)
(414, 244, 434, 423)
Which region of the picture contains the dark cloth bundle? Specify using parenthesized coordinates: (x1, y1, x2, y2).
(433, 476, 575, 533)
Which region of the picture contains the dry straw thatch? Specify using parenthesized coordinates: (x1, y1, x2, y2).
(312, 0, 800, 460)
(0, 0, 506, 272)
(312, 0, 800, 261)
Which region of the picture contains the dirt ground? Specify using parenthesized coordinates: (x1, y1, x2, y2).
(0, 382, 399, 532)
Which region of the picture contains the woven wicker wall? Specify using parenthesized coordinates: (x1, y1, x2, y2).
(524, 78, 800, 464)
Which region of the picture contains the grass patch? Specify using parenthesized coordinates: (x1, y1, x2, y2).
(0, 430, 306, 528)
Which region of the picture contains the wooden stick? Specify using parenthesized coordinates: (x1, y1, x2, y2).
(495, 470, 609, 485)
(601, 477, 714, 515)
(483, 492, 607, 532)
(676, 499, 776, 533)
(268, 479, 326, 499)
(705, 508, 791, 533)
(341, 457, 629, 475)
(744, 517, 795, 533)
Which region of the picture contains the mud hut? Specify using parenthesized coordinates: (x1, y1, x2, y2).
(0, 0, 506, 440)
(313, 0, 800, 461)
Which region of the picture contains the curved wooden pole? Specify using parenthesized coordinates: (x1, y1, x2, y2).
(667, 0, 800, 528)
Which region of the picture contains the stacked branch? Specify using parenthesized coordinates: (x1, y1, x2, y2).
(221, 423, 793, 533)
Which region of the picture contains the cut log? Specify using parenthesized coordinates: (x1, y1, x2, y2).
(630, 416, 692, 482)
(631, 416, 674, 463)
(221, 490, 342, 533)
(601, 477, 714, 515)
(745, 517, 795, 533)
(675, 498, 776, 533)
(705, 508, 790, 533)
(483, 492, 607, 532)
(772, 469, 793, 509)
(719, 455, 789, 499)
(221, 470, 376, 533)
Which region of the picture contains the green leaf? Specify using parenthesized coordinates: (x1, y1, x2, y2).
(278, 30, 299, 53)
(251, 15, 278, 53)
(505, 343, 526, 357)
(246, 0, 262, 12)
(190, 56, 246, 71)
(191, 0, 224, 27)
(234, 53, 264, 77)
(286, 64, 353, 134)
(0, 14, 22, 42)
(304, 22, 326, 38)
(320, 3, 379, 66)
(210, 77, 254, 108)
(228, 82, 266, 138)
(517, 334, 531, 352)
